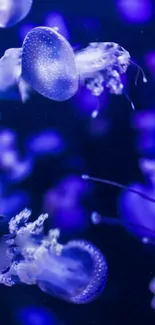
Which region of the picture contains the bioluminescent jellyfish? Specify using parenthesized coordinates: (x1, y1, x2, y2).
(75, 42, 147, 117)
(22, 27, 146, 117)
(0, 48, 30, 102)
(22, 26, 79, 101)
(0, 0, 33, 28)
(0, 209, 107, 304)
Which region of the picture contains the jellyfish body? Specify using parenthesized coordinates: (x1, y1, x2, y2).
(75, 42, 130, 96)
(22, 26, 79, 101)
(0, 0, 33, 28)
(0, 48, 30, 102)
(0, 209, 107, 304)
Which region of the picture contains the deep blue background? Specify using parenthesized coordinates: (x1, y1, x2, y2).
(0, 0, 155, 324)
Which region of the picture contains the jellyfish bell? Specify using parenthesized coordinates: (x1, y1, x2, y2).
(37, 240, 107, 304)
(22, 26, 79, 101)
(0, 0, 33, 28)
(0, 209, 107, 304)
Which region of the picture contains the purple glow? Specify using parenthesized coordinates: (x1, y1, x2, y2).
(118, 180, 155, 239)
(73, 86, 107, 116)
(133, 110, 155, 130)
(0, 150, 18, 170)
(44, 12, 70, 40)
(133, 110, 155, 156)
(117, 0, 153, 23)
(0, 129, 16, 149)
(19, 23, 36, 42)
(88, 118, 110, 137)
(144, 51, 155, 78)
(15, 306, 57, 325)
(10, 158, 33, 181)
(43, 175, 89, 231)
(27, 130, 65, 156)
(0, 191, 29, 217)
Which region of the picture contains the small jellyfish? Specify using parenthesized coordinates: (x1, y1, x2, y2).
(0, 0, 33, 28)
(75, 42, 147, 117)
(0, 209, 107, 304)
(0, 48, 30, 102)
(22, 26, 79, 101)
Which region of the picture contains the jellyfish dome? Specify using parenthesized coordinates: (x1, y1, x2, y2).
(0, 209, 107, 304)
(0, 0, 33, 28)
(22, 26, 79, 101)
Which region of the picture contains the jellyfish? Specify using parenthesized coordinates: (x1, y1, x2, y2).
(0, 209, 107, 304)
(22, 28, 146, 116)
(82, 174, 155, 243)
(0, 48, 30, 102)
(75, 42, 147, 117)
(0, 0, 33, 28)
(22, 26, 79, 101)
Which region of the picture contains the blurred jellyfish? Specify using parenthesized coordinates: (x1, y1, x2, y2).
(9, 157, 33, 182)
(26, 129, 65, 156)
(0, 209, 107, 304)
(0, 128, 17, 149)
(22, 26, 79, 101)
(0, 0, 33, 28)
(117, 0, 153, 24)
(15, 306, 57, 325)
(82, 174, 155, 242)
(0, 48, 30, 102)
(149, 278, 155, 309)
(144, 51, 155, 79)
(45, 12, 70, 40)
(43, 175, 90, 231)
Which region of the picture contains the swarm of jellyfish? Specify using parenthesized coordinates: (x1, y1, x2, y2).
(0, 209, 107, 304)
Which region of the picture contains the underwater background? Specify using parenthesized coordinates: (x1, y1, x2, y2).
(1, 0, 155, 324)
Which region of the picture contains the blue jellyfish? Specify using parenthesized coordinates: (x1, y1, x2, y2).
(22, 26, 79, 101)
(0, 48, 30, 102)
(0, 0, 33, 28)
(22, 28, 147, 117)
(0, 209, 107, 304)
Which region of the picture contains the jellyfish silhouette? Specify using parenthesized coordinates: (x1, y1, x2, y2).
(22, 26, 79, 101)
(0, 209, 107, 304)
(0, 0, 33, 28)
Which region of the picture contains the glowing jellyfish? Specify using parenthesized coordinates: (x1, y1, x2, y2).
(22, 28, 146, 116)
(0, 48, 30, 102)
(0, 0, 33, 28)
(0, 209, 107, 304)
(22, 26, 79, 101)
(75, 42, 147, 117)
